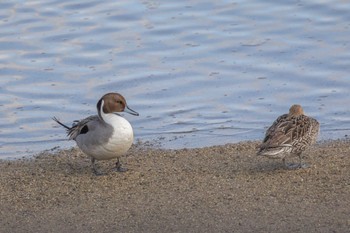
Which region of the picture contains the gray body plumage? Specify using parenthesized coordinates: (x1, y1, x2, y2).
(67, 115, 114, 146)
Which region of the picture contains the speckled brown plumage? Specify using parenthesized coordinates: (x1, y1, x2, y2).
(257, 104, 319, 168)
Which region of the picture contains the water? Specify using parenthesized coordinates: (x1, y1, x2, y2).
(1, 0, 350, 159)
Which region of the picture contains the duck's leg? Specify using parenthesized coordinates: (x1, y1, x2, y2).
(298, 153, 310, 169)
(91, 157, 103, 175)
(114, 158, 128, 172)
(282, 155, 298, 169)
(282, 157, 288, 167)
(283, 153, 309, 169)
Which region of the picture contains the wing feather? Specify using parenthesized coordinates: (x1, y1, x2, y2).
(259, 114, 319, 155)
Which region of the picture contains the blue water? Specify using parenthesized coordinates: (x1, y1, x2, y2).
(1, 0, 350, 159)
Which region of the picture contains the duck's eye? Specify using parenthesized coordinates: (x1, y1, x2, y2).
(117, 100, 123, 105)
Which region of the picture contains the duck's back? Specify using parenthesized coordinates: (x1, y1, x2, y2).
(258, 114, 319, 157)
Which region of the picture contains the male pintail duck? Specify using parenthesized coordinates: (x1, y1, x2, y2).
(257, 104, 319, 169)
(53, 92, 139, 174)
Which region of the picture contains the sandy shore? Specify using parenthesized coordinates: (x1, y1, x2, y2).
(1, 140, 349, 233)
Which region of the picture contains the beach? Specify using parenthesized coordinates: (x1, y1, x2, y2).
(1, 140, 349, 233)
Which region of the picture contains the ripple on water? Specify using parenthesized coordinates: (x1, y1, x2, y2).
(1, 0, 350, 159)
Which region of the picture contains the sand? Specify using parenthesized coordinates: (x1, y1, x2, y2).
(1, 140, 349, 233)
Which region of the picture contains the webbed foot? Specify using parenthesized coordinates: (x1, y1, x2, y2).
(113, 158, 128, 172)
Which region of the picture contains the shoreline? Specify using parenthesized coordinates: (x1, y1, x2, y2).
(1, 140, 349, 232)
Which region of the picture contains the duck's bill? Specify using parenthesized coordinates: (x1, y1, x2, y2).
(124, 106, 139, 116)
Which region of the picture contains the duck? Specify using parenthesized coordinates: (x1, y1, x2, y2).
(53, 92, 139, 174)
(257, 104, 319, 169)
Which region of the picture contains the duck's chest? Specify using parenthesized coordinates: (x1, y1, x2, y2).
(104, 116, 134, 150)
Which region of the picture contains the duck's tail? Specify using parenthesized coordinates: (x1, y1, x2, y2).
(52, 117, 71, 130)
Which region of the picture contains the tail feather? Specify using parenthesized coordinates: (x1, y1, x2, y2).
(52, 117, 71, 130)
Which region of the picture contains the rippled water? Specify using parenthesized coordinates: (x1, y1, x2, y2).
(1, 0, 350, 159)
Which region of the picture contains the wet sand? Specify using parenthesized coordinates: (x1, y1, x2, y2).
(1, 140, 349, 233)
